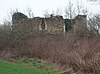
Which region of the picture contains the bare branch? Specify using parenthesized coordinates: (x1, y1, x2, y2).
(26, 7, 34, 18)
(43, 10, 50, 18)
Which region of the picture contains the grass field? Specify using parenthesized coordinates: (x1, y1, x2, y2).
(0, 59, 59, 74)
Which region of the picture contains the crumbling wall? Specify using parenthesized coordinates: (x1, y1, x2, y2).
(12, 12, 65, 35)
(45, 16, 65, 34)
(73, 15, 87, 35)
(12, 18, 42, 39)
(12, 12, 88, 36)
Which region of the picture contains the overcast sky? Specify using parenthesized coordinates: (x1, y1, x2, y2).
(0, 0, 100, 24)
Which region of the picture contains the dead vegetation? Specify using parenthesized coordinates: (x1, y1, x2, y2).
(0, 32, 100, 74)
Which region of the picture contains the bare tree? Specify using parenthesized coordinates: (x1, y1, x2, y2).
(76, 0, 88, 15)
(55, 8, 62, 16)
(26, 7, 34, 18)
(88, 14, 100, 34)
(64, 0, 89, 33)
(0, 16, 12, 49)
(65, 0, 76, 19)
(43, 10, 50, 18)
(65, 0, 88, 19)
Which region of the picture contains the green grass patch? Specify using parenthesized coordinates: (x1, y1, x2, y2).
(0, 59, 59, 74)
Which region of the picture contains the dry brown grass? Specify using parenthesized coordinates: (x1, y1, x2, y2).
(1, 32, 100, 74)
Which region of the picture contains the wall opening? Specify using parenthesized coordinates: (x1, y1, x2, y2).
(41, 19, 45, 30)
(39, 19, 47, 31)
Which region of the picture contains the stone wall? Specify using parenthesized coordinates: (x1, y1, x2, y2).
(12, 12, 87, 36)
(12, 17, 42, 37)
(44, 16, 65, 34)
(73, 15, 87, 33)
(12, 13, 65, 35)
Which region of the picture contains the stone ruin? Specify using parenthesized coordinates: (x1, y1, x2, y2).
(73, 15, 87, 32)
(12, 12, 87, 35)
(12, 12, 65, 35)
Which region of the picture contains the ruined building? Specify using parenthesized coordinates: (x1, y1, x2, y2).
(12, 12, 87, 36)
(73, 15, 87, 32)
(12, 12, 65, 36)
